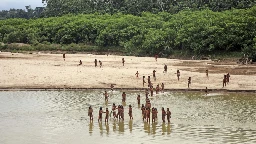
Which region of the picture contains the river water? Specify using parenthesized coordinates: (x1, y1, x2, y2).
(0, 90, 255, 144)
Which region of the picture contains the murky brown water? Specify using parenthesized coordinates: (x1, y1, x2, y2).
(0, 90, 256, 144)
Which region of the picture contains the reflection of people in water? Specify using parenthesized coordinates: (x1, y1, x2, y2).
(118, 121, 124, 133)
(167, 123, 171, 135)
(99, 121, 103, 136)
(89, 122, 93, 135)
(105, 123, 109, 135)
(129, 120, 133, 133)
(152, 122, 157, 135)
(112, 121, 117, 132)
(162, 123, 167, 135)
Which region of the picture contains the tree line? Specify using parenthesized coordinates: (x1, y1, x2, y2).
(1, 0, 256, 19)
(0, 6, 256, 60)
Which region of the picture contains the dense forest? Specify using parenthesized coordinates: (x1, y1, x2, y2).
(0, 0, 256, 60)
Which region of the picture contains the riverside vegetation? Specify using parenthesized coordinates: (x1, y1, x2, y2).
(0, 2, 256, 60)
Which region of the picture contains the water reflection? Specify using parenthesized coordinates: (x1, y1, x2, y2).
(118, 121, 124, 133)
(1, 91, 256, 143)
(129, 120, 133, 133)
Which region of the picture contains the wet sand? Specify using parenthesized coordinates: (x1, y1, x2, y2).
(0, 52, 256, 91)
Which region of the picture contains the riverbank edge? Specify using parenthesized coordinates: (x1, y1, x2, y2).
(0, 87, 255, 93)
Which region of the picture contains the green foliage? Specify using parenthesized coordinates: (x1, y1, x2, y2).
(1, 6, 256, 57)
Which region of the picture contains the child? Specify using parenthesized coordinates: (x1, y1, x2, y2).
(135, 71, 139, 78)
(153, 70, 156, 81)
(103, 108, 109, 123)
(98, 107, 103, 122)
(122, 58, 125, 66)
(137, 94, 140, 105)
(103, 91, 109, 101)
(128, 105, 133, 119)
(88, 106, 93, 122)
(161, 83, 164, 93)
(122, 92, 126, 102)
(99, 60, 102, 68)
(162, 107, 166, 123)
(94, 59, 97, 67)
(188, 77, 191, 88)
(166, 108, 171, 123)
(177, 70, 180, 81)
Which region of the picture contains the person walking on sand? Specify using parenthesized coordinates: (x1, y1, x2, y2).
(226, 73, 230, 84)
(206, 69, 209, 78)
(223, 75, 227, 87)
(122, 58, 125, 66)
(135, 71, 139, 78)
(94, 59, 97, 67)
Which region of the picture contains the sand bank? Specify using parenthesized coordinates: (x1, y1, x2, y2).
(0, 52, 256, 92)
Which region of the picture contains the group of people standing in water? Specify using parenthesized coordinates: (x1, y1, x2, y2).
(75, 53, 232, 124)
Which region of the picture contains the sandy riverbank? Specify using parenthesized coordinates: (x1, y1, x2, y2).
(0, 52, 256, 91)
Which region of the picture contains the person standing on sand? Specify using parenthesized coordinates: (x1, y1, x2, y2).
(177, 70, 180, 81)
(226, 73, 230, 84)
(143, 76, 146, 87)
(63, 53, 65, 61)
(94, 59, 97, 67)
(156, 84, 160, 94)
(88, 106, 93, 122)
(188, 77, 191, 88)
(155, 54, 158, 61)
(153, 70, 156, 81)
(150, 86, 154, 96)
(122, 58, 125, 66)
(99, 60, 102, 68)
(161, 83, 164, 93)
(206, 69, 209, 78)
(163, 65, 167, 73)
(223, 75, 227, 87)
(135, 71, 139, 78)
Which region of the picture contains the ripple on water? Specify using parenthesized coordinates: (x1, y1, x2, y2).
(0, 90, 256, 144)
